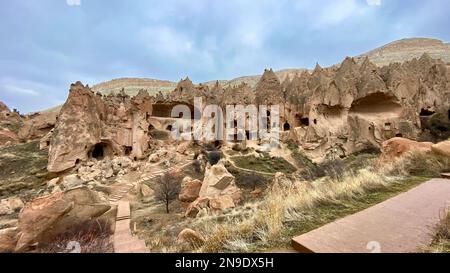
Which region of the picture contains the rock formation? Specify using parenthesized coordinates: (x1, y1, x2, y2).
(18, 110, 58, 142)
(0, 101, 23, 148)
(47, 82, 152, 172)
(14, 187, 110, 252)
(380, 137, 433, 161)
(46, 51, 450, 171)
(185, 162, 242, 218)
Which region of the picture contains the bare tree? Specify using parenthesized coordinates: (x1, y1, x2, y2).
(154, 172, 181, 213)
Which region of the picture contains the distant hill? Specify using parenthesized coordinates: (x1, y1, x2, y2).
(355, 38, 450, 67)
(91, 78, 177, 97)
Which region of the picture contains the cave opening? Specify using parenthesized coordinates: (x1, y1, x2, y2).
(91, 144, 105, 159)
(349, 92, 402, 117)
(384, 123, 392, 130)
(89, 142, 112, 160)
(420, 109, 436, 117)
(283, 123, 291, 131)
(166, 125, 173, 131)
(300, 118, 310, 127)
(124, 146, 133, 156)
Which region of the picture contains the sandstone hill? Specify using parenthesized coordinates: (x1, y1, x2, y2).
(355, 38, 450, 67)
(91, 78, 177, 97)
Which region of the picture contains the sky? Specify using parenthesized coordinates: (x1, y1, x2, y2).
(1, 0, 450, 113)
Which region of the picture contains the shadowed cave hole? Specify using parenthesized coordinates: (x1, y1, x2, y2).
(283, 122, 291, 131)
(124, 146, 132, 156)
(90, 143, 112, 160)
(420, 109, 436, 117)
(350, 93, 401, 115)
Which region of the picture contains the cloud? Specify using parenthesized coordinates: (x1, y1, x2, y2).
(366, 0, 381, 6)
(3, 84, 39, 96)
(1, 0, 450, 114)
(66, 0, 81, 6)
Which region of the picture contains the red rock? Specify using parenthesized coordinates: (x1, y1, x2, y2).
(179, 180, 202, 203)
(380, 137, 433, 161)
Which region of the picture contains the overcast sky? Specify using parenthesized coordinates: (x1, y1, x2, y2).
(1, 0, 449, 113)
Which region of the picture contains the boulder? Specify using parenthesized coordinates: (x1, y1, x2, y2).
(431, 140, 450, 157)
(148, 153, 160, 163)
(0, 198, 24, 216)
(185, 197, 210, 218)
(0, 228, 20, 253)
(209, 195, 235, 211)
(14, 187, 110, 252)
(140, 183, 154, 197)
(62, 174, 85, 190)
(380, 137, 433, 161)
(47, 177, 60, 188)
(186, 162, 242, 218)
(199, 162, 238, 198)
(0, 204, 12, 216)
(176, 141, 191, 155)
(250, 187, 263, 198)
(177, 228, 204, 247)
(0, 198, 24, 212)
(179, 179, 202, 202)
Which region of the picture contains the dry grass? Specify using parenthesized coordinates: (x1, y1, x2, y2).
(426, 209, 450, 253)
(189, 151, 446, 253)
(36, 219, 114, 253)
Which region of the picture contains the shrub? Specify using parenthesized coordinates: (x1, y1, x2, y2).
(320, 159, 346, 181)
(426, 210, 450, 253)
(154, 172, 181, 213)
(205, 150, 223, 165)
(382, 151, 450, 177)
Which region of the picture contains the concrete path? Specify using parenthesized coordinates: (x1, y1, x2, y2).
(292, 178, 450, 253)
(113, 201, 149, 253)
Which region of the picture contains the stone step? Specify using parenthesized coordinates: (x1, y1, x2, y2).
(441, 173, 450, 179)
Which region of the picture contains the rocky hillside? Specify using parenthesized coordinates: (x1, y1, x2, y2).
(355, 38, 450, 67)
(91, 78, 177, 97)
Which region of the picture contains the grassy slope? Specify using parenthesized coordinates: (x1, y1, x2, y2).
(232, 154, 296, 174)
(0, 141, 54, 201)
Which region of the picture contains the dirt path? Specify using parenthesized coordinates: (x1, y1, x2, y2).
(292, 178, 450, 253)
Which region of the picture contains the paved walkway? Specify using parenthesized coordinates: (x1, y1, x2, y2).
(292, 178, 450, 253)
(113, 200, 149, 253)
